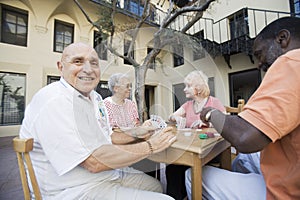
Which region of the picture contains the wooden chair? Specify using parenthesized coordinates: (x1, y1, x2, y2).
(225, 99, 245, 114)
(224, 99, 245, 157)
(13, 137, 42, 200)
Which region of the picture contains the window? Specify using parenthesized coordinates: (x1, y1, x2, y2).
(124, 39, 134, 65)
(54, 20, 74, 52)
(47, 75, 60, 84)
(208, 77, 215, 97)
(290, 0, 300, 16)
(125, 0, 144, 16)
(94, 31, 108, 60)
(229, 69, 261, 107)
(173, 44, 184, 67)
(1, 4, 28, 46)
(172, 83, 187, 111)
(147, 47, 156, 70)
(95, 81, 112, 99)
(193, 30, 205, 61)
(229, 8, 249, 39)
(0, 72, 26, 125)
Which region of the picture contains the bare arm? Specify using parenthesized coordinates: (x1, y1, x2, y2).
(111, 123, 156, 144)
(169, 107, 185, 122)
(80, 127, 176, 173)
(110, 130, 137, 144)
(201, 108, 271, 153)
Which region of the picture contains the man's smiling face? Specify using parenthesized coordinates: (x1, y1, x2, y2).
(58, 43, 100, 97)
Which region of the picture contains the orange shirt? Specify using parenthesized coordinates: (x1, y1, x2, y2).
(239, 49, 300, 199)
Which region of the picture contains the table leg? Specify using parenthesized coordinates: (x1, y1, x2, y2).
(191, 155, 202, 200)
(220, 147, 231, 170)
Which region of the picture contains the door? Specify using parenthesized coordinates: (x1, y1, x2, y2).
(229, 69, 261, 107)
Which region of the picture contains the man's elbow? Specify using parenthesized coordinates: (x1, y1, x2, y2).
(80, 156, 111, 173)
(81, 162, 111, 173)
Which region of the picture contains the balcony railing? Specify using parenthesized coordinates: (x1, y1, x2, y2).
(90, 1, 298, 64)
(168, 7, 297, 66)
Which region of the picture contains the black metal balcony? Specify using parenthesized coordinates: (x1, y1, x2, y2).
(90, 1, 298, 67)
(187, 8, 297, 68)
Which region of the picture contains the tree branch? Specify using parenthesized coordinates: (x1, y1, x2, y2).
(164, 0, 215, 28)
(126, 0, 152, 68)
(73, 0, 101, 30)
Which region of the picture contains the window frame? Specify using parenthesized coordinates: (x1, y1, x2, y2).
(192, 30, 205, 61)
(0, 71, 26, 126)
(147, 47, 156, 70)
(47, 75, 60, 84)
(290, 0, 300, 16)
(53, 19, 74, 53)
(95, 81, 112, 99)
(0, 4, 28, 46)
(125, 0, 144, 16)
(173, 43, 184, 67)
(94, 30, 108, 61)
(228, 8, 249, 40)
(123, 38, 135, 65)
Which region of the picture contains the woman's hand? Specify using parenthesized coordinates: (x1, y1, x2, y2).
(190, 120, 203, 129)
(142, 119, 152, 127)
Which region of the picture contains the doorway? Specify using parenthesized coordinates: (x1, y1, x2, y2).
(228, 69, 261, 107)
(145, 85, 155, 120)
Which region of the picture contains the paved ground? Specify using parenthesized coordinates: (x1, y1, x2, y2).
(0, 136, 176, 200)
(0, 136, 24, 200)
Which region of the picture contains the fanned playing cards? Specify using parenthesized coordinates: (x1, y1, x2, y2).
(150, 115, 167, 129)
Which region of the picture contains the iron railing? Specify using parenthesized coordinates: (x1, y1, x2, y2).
(90, 0, 298, 60)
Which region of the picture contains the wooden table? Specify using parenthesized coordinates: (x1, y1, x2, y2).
(148, 128, 231, 200)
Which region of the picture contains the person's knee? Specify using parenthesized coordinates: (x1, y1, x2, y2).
(154, 182, 163, 193)
(135, 172, 163, 193)
(185, 168, 192, 200)
(185, 168, 191, 183)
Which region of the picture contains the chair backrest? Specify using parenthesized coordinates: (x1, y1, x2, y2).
(225, 99, 245, 156)
(225, 99, 245, 114)
(13, 137, 42, 200)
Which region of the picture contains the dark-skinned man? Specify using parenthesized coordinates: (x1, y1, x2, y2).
(185, 17, 300, 200)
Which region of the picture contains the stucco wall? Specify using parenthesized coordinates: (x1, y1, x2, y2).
(0, 0, 292, 136)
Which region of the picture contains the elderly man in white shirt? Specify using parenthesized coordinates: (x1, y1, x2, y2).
(20, 42, 176, 200)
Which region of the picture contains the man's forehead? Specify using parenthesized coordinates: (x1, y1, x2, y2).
(63, 48, 97, 61)
(63, 43, 96, 55)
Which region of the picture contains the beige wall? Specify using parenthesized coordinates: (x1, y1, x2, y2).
(0, 0, 293, 136)
(0, 0, 98, 136)
(0, 0, 170, 136)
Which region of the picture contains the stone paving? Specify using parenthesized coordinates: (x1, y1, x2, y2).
(0, 136, 173, 200)
(0, 136, 24, 200)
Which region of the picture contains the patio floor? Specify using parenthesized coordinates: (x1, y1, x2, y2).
(0, 136, 24, 200)
(0, 136, 179, 200)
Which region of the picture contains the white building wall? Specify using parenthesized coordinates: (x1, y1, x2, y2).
(0, 0, 293, 136)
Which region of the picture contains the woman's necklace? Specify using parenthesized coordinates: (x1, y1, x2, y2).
(193, 97, 208, 113)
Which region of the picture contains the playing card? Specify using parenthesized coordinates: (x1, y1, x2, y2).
(150, 115, 167, 129)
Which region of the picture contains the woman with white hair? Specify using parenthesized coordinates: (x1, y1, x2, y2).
(167, 70, 225, 200)
(104, 73, 139, 128)
(169, 70, 225, 128)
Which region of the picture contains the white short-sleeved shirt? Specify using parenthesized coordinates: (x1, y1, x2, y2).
(19, 78, 120, 198)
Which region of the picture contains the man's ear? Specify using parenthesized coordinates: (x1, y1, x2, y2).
(57, 61, 63, 72)
(276, 29, 290, 48)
